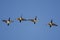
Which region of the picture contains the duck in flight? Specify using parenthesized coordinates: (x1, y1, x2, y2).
(48, 20, 58, 28)
(2, 17, 13, 26)
(17, 16, 27, 23)
(27, 16, 37, 24)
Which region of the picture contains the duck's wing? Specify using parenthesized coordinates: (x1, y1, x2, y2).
(49, 25, 52, 28)
(35, 16, 37, 20)
(34, 22, 36, 24)
(51, 20, 53, 23)
(52, 23, 58, 26)
(8, 17, 10, 21)
(7, 23, 10, 26)
(2, 20, 7, 23)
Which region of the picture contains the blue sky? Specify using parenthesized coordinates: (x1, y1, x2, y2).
(0, 0, 60, 40)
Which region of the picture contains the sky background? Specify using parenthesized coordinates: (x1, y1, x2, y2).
(0, 0, 60, 40)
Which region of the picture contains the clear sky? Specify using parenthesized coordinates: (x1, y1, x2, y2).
(0, 0, 60, 40)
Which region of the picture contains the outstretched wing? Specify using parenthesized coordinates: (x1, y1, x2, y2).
(52, 23, 58, 26)
(35, 16, 37, 20)
(2, 20, 7, 23)
(49, 25, 52, 28)
(8, 17, 10, 21)
(20, 16, 27, 21)
(51, 20, 53, 23)
(7, 23, 10, 26)
(19, 20, 21, 22)
(34, 22, 36, 24)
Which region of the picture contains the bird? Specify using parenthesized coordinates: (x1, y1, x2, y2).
(2, 17, 13, 26)
(27, 16, 37, 24)
(17, 16, 27, 23)
(48, 19, 58, 28)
